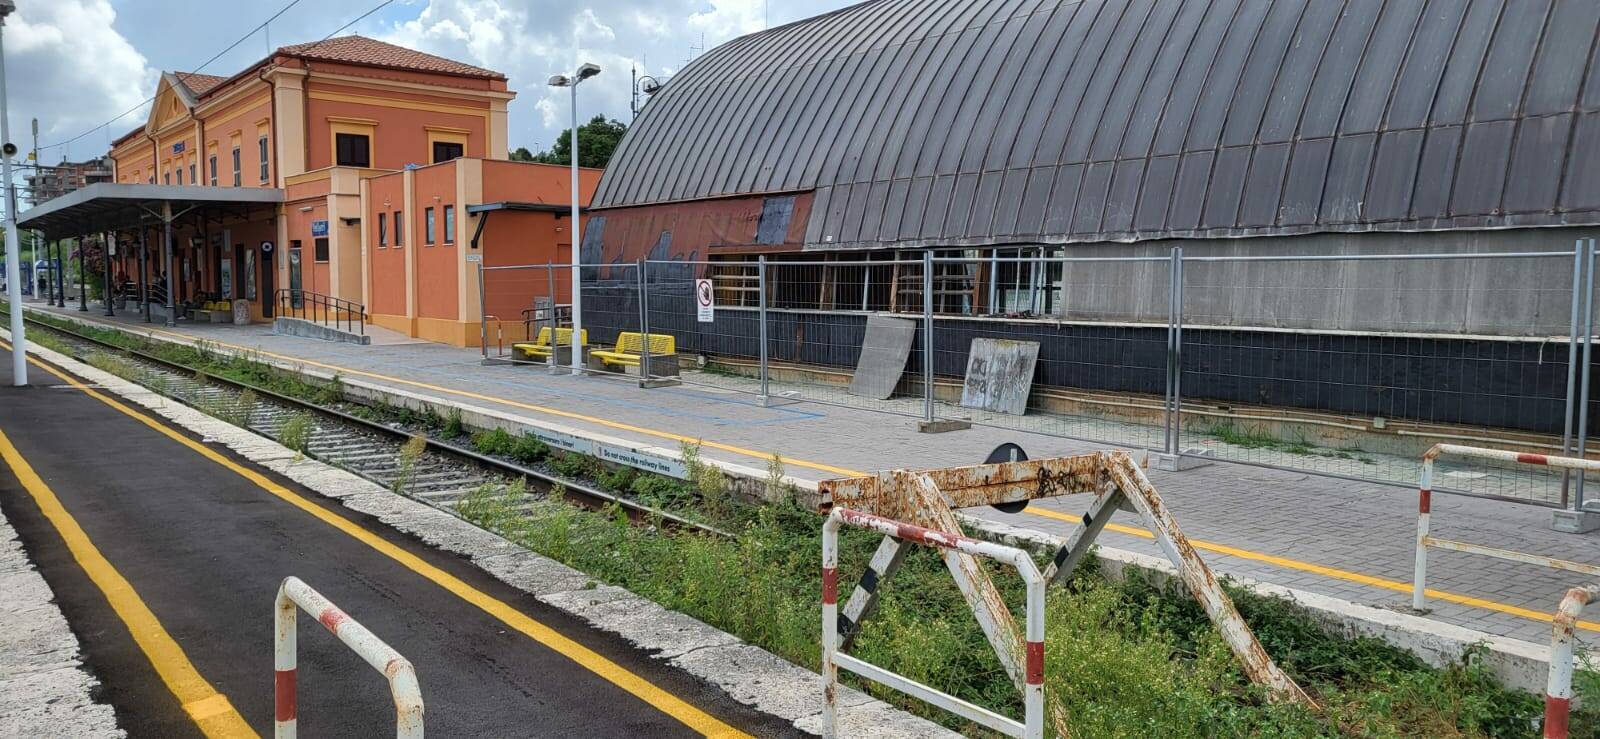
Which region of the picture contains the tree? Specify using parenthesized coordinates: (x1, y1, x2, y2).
(509, 146, 535, 162)
(529, 115, 628, 169)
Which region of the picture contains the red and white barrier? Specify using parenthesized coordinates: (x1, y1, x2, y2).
(1413, 444, 1600, 612)
(275, 576, 423, 738)
(1546, 583, 1598, 739)
(822, 508, 1045, 739)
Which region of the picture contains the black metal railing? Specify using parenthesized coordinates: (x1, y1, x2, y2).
(276, 289, 366, 335)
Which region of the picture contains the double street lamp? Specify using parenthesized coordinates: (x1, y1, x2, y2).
(548, 62, 600, 374)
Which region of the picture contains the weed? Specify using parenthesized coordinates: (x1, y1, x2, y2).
(442, 407, 465, 439)
(509, 433, 549, 465)
(315, 372, 346, 405)
(278, 412, 314, 458)
(597, 464, 637, 492)
(392, 434, 427, 495)
(471, 427, 517, 457)
(765, 453, 791, 501)
(681, 440, 730, 521)
(550, 451, 594, 479)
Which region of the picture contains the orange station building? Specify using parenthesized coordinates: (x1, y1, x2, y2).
(20, 35, 596, 346)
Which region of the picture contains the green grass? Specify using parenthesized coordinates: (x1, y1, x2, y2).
(278, 412, 314, 456)
(1201, 421, 1376, 465)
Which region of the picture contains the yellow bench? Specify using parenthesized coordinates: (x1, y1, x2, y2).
(589, 332, 676, 370)
(513, 327, 587, 360)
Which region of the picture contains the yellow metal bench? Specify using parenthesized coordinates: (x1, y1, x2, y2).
(589, 332, 676, 370)
(513, 327, 587, 360)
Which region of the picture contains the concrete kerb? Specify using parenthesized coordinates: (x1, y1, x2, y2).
(11, 333, 954, 738)
(0, 484, 124, 737)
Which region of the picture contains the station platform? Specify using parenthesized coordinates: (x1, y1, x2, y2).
(22, 304, 1600, 650)
(0, 341, 804, 737)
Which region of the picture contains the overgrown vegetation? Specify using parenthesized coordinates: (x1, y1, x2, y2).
(1200, 420, 1376, 465)
(18, 307, 1597, 737)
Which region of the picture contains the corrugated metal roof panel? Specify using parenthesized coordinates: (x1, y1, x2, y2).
(594, 0, 1600, 248)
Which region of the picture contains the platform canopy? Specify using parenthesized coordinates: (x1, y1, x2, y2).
(16, 183, 284, 239)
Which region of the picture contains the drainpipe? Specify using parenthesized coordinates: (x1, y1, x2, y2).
(257, 65, 282, 185)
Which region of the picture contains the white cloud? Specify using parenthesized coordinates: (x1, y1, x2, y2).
(9, 0, 156, 161)
(7, 0, 857, 169)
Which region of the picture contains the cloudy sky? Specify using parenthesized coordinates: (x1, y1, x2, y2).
(10, 0, 855, 163)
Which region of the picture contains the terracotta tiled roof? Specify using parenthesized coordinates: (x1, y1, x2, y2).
(173, 72, 228, 97)
(276, 35, 504, 80)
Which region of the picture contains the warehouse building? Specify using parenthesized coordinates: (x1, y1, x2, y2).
(585, 0, 1600, 436)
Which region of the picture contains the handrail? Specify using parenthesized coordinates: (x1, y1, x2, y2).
(275, 576, 422, 738)
(276, 289, 366, 335)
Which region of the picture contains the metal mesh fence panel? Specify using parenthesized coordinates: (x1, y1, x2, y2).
(477, 262, 568, 367)
(1174, 250, 1581, 506)
(929, 254, 1171, 449)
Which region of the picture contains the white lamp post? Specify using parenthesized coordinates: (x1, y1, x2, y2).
(0, 0, 24, 386)
(548, 62, 600, 374)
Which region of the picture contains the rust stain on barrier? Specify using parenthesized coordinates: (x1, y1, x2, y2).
(821, 449, 1316, 713)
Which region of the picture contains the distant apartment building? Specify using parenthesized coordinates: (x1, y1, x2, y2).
(26, 157, 113, 205)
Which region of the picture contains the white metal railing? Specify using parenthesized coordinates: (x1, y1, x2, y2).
(274, 576, 423, 738)
(822, 507, 1045, 738)
(1413, 445, 1600, 611)
(1544, 583, 1597, 739)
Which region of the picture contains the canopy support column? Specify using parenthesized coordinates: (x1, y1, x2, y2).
(103, 230, 114, 317)
(162, 201, 176, 327)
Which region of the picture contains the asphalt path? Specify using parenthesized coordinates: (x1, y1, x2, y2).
(0, 346, 797, 738)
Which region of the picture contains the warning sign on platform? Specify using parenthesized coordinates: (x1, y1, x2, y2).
(695, 279, 715, 323)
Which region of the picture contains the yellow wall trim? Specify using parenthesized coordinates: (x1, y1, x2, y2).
(309, 70, 516, 101)
(202, 94, 272, 129)
(327, 115, 380, 126)
(308, 90, 489, 120)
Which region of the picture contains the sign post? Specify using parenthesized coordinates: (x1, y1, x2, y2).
(695, 278, 714, 323)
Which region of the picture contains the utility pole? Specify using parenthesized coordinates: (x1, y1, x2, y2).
(0, 0, 26, 386)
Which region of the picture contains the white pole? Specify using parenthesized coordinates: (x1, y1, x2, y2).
(0, 15, 26, 386)
(568, 80, 582, 374)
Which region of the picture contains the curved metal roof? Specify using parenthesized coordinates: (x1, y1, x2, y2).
(595, 0, 1600, 249)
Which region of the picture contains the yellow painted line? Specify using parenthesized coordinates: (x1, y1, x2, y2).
(1023, 507, 1600, 634)
(0, 430, 256, 738)
(27, 316, 1600, 639)
(12, 346, 749, 739)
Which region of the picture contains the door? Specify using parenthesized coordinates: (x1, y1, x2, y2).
(260, 244, 274, 318)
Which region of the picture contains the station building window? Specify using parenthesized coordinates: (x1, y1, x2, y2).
(336, 134, 370, 167)
(443, 205, 455, 244)
(424, 207, 435, 245)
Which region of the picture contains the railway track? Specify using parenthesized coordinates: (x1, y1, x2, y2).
(17, 313, 729, 538)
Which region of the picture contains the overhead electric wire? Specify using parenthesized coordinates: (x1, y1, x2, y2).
(35, 0, 398, 154)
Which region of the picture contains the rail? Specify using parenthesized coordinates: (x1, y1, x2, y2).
(1413, 444, 1600, 611)
(275, 576, 422, 738)
(822, 507, 1045, 738)
(276, 289, 366, 335)
(1544, 583, 1598, 739)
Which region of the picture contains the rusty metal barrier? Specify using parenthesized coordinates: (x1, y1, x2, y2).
(1545, 583, 1598, 739)
(823, 507, 1046, 737)
(818, 448, 1314, 732)
(275, 576, 423, 738)
(1413, 445, 1600, 612)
